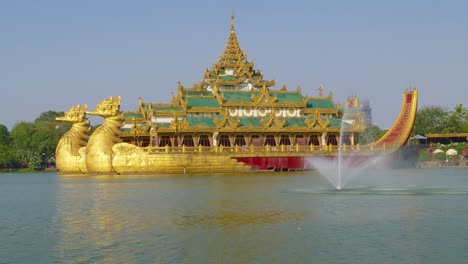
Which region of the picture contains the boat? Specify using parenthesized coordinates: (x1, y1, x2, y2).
(55, 16, 418, 175)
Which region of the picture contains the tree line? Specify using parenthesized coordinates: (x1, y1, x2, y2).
(413, 104, 468, 135)
(0, 104, 467, 170)
(0, 111, 71, 170)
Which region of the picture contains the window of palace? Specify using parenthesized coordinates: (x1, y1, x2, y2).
(234, 135, 246, 146)
(327, 135, 338, 146)
(279, 135, 291, 146)
(296, 135, 308, 146)
(309, 135, 320, 146)
(251, 135, 262, 146)
(265, 135, 276, 146)
(139, 139, 150, 147)
(198, 135, 211, 146)
(182, 135, 195, 147)
(159, 136, 172, 147)
(341, 134, 351, 145)
(219, 135, 231, 146)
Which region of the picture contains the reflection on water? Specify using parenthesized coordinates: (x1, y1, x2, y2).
(175, 210, 305, 228)
(2, 169, 468, 263)
(54, 178, 138, 263)
(289, 187, 468, 195)
(53, 173, 309, 263)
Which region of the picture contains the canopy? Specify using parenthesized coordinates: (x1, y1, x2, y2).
(433, 149, 444, 154)
(446, 149, 458, 156)
(409, 134, 427, 145)
(411, 134, 427, 139)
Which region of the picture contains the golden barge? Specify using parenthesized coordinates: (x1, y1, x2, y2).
(55, 17, 418, 175)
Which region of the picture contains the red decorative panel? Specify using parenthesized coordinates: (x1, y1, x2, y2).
(406, 93, 412, 104)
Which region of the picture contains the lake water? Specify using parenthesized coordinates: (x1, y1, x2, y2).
(1, 168, 468, 263)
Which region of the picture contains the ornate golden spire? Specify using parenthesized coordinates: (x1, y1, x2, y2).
(197, 16, 275, 90)
(231, 14, 235, 33)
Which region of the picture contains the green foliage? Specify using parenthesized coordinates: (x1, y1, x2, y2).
(443, 104, 468, 133)
(359, 123, 385, 144)
(4, 111, 69, 169)
(0, 124, 9, 145)
(10, 122, 36, 151)
(414, 104, 468, 135)
(413, 106, 449, 135)
(433, 152, 446, 161)
(0, 144, 16, 168)
(35, 111, 64, 123)
(418, 149, 430, 161)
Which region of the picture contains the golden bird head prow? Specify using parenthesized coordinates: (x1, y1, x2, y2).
(56, 104, 88, 123)
(86, 96, 121, 118)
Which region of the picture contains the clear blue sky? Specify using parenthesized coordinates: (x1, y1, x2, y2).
(1, 0, 467, 129)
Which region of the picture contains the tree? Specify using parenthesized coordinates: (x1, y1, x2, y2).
(35, 111, 65, 123)
(443, 104, 467, 133)
(0, 124, 14, 168)
(8, 111, 70, 169)
(0, 144, 14, 168)
(359, 123, 384, 144)
(9, 122, 38, 167)
(0, 124, 9, 146)
(413, 106, 449, 135)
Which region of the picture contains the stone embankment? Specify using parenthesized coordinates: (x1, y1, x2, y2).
(417, 160, 468, 168)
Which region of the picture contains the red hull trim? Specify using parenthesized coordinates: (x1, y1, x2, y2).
(235, 157, 306, 171)
(235, 155, 392, 171)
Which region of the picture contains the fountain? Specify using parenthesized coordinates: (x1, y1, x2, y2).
(309, 154, 386, 190)
(308, 109, 386, 190)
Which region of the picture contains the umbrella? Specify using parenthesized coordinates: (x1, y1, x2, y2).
(433, 149, 444, 154)
(446, 149, 458, 156)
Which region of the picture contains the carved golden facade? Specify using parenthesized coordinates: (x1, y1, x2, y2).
(55, 16, 418, 174)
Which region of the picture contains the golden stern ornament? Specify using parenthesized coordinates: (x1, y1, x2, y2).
(85, 96, 123, 173)
(55, 104, 90, 174)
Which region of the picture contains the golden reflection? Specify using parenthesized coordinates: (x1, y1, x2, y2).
(53, 173, 310, 262)
(53, 177, 144, 263)
(174, 210, 305, 228)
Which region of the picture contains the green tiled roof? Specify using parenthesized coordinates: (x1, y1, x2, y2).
(152, 122, 169, 128)
(306, 99, 335, 109)
(184, 90, 213, 96)
(273, 92, 304, 103)
(239, 117, 263, 128)
(219, 75, 234, 81)
(284, 117, 307, 128)
(221, 91, 304, 104)
(186, 97, 220, 108)
(143, 104, 184, 112)
(186, 116, 216, 128)
(123, 113, 144, 119)
(328, 116, 345, 128)
(223, 91, 254, 102)
(152, 106, 184, 112)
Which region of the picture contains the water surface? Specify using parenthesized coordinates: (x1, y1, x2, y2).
(1, 168, 468, 263)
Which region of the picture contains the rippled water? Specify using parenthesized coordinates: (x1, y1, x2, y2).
(1, 168, 468, 263)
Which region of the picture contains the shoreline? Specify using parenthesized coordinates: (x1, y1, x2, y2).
(416, 160, 468, 168)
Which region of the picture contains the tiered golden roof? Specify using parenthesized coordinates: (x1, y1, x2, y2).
(199, 15, 275, 90)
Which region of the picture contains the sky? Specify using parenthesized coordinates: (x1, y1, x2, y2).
(1, 0, 467, 130)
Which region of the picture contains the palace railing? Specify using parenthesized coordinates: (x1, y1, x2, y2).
(135, 143, 400, 157)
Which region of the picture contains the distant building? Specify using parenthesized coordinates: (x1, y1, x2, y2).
(345, 96, 372, 126)
(360, 99, 372, 125)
